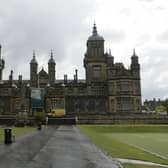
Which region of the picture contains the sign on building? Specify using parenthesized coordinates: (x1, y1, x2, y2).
(31, 88, 45, 108)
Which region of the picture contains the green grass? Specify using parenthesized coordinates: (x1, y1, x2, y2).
(0, 127, 36, 143)
(78, 125, 168, 167)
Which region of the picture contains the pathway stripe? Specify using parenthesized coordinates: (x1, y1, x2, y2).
(116, 158, 168, 168)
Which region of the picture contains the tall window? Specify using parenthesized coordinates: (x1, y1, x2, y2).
(92, 65, 101, 79)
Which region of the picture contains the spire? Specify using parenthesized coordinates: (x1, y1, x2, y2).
(33, 50, 36, 59)
(92, 22, 98, 36)
(131, 48, 139, 65)
(30, 50, 37, 64)
(133, 48, 137, 57)
(48, 50, 55, 64)
(88, 22, 104, 41)
(0, 44, 2, 59)
(51, 49, 53, 58)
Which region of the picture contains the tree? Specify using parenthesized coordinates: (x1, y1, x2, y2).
(162, 99, 168, 115)
(155, 105, 166, 114)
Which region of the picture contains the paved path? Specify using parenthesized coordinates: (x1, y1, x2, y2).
(0, 126, 120, 168)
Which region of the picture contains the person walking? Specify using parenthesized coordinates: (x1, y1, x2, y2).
(45, 116, 48, 125)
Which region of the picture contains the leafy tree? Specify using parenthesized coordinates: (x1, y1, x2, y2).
(155, 105, 166, 114)
(162, 99, 168, 115)
(34, 111, 45, 123)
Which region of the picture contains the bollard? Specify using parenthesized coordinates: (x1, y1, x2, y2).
(4, 128, 12, 144)
(37, 122, 42, 130)
(12, 135, 15, 143)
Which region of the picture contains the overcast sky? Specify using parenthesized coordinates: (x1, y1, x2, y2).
(0, 0, 168, 101)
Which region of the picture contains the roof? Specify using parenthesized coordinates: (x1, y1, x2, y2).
(48, 57, 55, 64)
(30, 55, 37, 64)
(48, 50, 56, 64)
(39, 68, 48, 76)
(88, 23, 104, 41)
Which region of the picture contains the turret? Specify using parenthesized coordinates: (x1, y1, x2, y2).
(18, 74, 23, 86)
(48, 50, 56, 85)
(30, 51, 38, 87)
(131, 49, 141, 112)
(84, 23, 107, 83)
(0, 44, 5, 80)
(131, 49, 140, 78)
(107, 49, 114, 67)
(85, 23, 104, 59)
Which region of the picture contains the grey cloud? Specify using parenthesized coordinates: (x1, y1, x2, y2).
(0, 0, 96, 80)
(139, 0, 155, 2)
(120, 8, 132, 17)
(156, 30, 168, 43)
(135, 34, 151, 47)
(155, 6, 166, 10)
(141, 47, 168, 100)
(103, 29, 126, 44)
(142, 86, 168, 100)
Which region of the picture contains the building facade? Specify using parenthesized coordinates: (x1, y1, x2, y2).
(0, 24, 141, 116)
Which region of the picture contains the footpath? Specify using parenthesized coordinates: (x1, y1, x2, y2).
(0, 125, 120, 168)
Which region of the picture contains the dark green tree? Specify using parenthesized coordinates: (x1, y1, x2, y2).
(162, 99, 168, 115)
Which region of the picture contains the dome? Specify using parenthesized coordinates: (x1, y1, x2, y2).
(30, 57, 37, 64)
(48, 57, 55, 64)
(30, 51, 37, 64)
(88, 35, 104, 41)
(88, 23, 104, 41)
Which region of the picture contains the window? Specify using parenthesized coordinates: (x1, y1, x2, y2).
(92, 65, 101, 79)
(117, 97, 133, 112)
(120, 81, 130, 92)
(116, 81, 131, 93)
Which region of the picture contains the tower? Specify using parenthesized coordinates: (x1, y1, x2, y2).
(48, 50, 56, 85)
(84, 23, 107, 84)
(131, 49, 141, 113)
(131, 49, 140, 77)
(30, 51, 38, 87)
(0, 45, 5, 80)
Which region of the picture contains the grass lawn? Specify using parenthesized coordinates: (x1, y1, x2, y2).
(0, 127, 36, 143)
(78, 125, 168, 168)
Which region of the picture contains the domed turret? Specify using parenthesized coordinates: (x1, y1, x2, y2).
(48, 50, 55, 64)
(88, 23, 104, 41)
(84, 23, 107, 84)
(85, 23, 104, 58)
(30, 51, 37, 64)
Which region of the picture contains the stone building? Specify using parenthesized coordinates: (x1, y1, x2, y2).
(0, 24, 141, 116)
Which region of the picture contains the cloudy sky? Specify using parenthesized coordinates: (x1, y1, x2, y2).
(0, 0, 168, 101)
